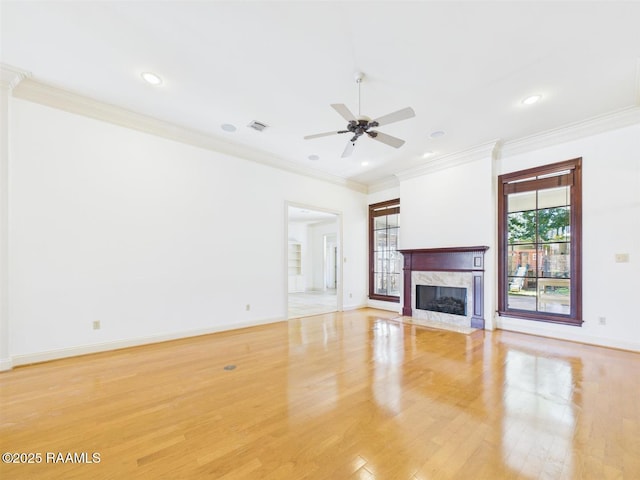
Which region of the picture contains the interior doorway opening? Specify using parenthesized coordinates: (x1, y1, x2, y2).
(287, 204, 340, 319)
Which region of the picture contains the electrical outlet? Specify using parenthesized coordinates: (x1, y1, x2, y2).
(615, 253, 629, 263)
(92, 320, 101, 330)
(598, 316, 606, 325)
(245, 304, 251, 311)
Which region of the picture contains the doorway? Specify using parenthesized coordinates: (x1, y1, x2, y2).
(286, 204, 341, 319)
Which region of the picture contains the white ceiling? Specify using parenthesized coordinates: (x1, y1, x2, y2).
(288, 206, 337, 225)
(2, 1, 639, 188)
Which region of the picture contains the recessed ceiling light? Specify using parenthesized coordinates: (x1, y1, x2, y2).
(429, 130, 445, 139)
(141, 72, 162, 86)
(422, 151, 435, 158)
(361, 161, 369, 166)
(308, 154, 320, 161)
(522, 94, 542, 105)
(221, 124, 237, 132)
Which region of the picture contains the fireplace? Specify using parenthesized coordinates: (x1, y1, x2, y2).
(416, 285, 467, 316)
(399, 246, 489, 329)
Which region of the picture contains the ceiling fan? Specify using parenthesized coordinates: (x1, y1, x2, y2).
(304, 72, 415, 158)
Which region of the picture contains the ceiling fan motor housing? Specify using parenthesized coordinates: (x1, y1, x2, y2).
(347, 119, 379, 141)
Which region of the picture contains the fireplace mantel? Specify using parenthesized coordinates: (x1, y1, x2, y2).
(399, 246, 489, 329)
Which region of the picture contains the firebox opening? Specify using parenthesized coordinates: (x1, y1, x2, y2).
(416, 285, 467, 316)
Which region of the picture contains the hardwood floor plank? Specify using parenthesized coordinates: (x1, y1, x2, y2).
(1, 308, 639, 479)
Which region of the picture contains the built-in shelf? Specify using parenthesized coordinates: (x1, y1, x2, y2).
(288, 242, 304, 293)
(288, 243, 302, 275)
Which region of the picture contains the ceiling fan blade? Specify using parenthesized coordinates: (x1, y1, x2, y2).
(331, 103, 357, 122)
(304, 130, 346, 140)
(369, 131, 405, 148)
(341, 140, 356, 158)
(372, 107, 415, 127)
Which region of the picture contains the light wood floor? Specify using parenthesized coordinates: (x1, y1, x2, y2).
(288, 289, 337, 319)
(1, 308, 639, 479)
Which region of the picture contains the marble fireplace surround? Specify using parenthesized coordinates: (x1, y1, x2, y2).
(399, 246, 489, 329)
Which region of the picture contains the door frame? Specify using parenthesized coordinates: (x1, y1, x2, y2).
(284, 201, 343, 317)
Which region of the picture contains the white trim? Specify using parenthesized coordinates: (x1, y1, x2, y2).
(366, 299, 401, 313)
(0, 357, 12, 371)
(0, 66, 22, 374)
(12, 78, 368, 194)
(500, 106, 640, 158)
(10, 74, 640, 193)
(367, 176, 400, 194)
(10, 316, 284, 368)
(393, 106, 640, 184)
(395, 140, 500, 182)
(0, 63, 31, 90)
(342, 303, 367, 312)
(635, 58, 640, 106)
(285, 201, 343, 316)
(497, 317, 640, 353)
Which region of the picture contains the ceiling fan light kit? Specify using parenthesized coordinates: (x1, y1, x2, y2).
(304, 72, 415, 158)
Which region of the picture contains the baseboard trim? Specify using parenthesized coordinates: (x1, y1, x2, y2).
(496, 317, 640, 352)
(7, 314, 636, 369)
(342, 303, 367, 312)
(0, 357, 13, 372)
(9, 316, 284, 368)
(366, 300, 402, 313)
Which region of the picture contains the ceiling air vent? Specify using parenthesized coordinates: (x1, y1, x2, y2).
(247, 120, 268, 132)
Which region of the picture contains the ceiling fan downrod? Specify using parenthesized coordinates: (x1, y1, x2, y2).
(354, 71, 364, 117)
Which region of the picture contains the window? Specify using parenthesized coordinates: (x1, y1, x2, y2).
(498, 158, 582, 325)
(369, 199, 401, 302)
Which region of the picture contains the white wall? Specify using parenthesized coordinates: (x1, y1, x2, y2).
(496, 124, 640, 351)
(309, 221, 338, 291)
(8, 98, 367, 364)
(287, 222, 307, 245)
(367, 185, 400, 205)
(400, 158, 494, 250)
(400, 157, 496, 326)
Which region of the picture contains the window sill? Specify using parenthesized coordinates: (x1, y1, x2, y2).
(498, 309, 583, 327)
(369, 294, 400, 303)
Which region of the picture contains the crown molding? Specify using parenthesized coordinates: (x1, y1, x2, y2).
(394, 140, 500, 183)
(11, 78, 368, 194)
(499, 105, 640, 159)
(0, 64, 31, 90)
(366, 175, 400, 194)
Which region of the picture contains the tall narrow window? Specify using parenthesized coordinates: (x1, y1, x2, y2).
(498, 158, 582, 325)
(369, 199, 401, 302)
